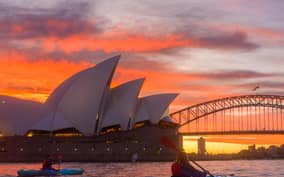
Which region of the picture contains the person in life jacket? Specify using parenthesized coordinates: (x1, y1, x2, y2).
(41, 155, 58, 171)
(171, 151, 207, 177)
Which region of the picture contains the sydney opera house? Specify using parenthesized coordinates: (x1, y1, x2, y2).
(0, 55, 179, 162)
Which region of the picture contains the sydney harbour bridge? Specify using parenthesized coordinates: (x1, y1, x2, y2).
(170, 95, 284, 136)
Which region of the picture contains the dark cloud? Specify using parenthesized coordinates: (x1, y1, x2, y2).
(132, 1, 260, 52)
(0, 1, 107, 39)
(0, 45, 118, 64)
(118, 53, 170, 71)
(41, 50, 112, 63)
(197, 31, 259, 51)
(170, 29, 259, 52)
(188, 70, 277, 80)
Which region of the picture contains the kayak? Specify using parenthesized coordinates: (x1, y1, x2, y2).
(17, 168, 84, 177)
(18, 169, 57, 177)
(59, 168, 84, 175)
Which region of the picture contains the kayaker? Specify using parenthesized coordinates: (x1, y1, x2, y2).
(171, 151, 207, 177)
(41, 155, 58, 171)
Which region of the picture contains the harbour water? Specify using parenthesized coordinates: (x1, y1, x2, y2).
(1, 160, 283, 177)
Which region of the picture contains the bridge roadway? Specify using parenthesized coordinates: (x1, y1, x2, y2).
(179, 130, 284, 136)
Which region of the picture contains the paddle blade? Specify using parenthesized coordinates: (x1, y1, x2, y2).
(160, 136, 177, 151)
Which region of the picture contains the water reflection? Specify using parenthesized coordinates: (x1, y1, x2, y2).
(0, 160, 283, 177)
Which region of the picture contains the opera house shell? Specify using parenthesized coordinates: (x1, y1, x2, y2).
(0, 55, 179, 162)
(0, 55, 178, 137)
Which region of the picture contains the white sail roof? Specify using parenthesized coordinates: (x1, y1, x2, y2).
(45, 67, 93, 112)
(100, 78, 144, 131)
(36, 65, 95, 133)
(95, 87, 111, 133)
(57, 56, 120, 135)
(0, 96, 43, 136)
(132, 93, 178, 127)
(31, 112, 75, 131)
(160, 108, 170, 121)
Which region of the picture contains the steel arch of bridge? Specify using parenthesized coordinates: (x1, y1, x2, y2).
(170, 95, 284, 129)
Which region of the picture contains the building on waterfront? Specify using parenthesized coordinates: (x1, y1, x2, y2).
(197, 137, 206, 156)
(248, 144, 256, 153)
(0, 55, 179, 162)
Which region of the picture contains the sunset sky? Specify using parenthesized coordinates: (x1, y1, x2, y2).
(1, 0, 284, 153)
(0, 0, 283, 111)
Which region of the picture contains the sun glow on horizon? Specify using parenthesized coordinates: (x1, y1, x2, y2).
(183, 135, 284, 154)
(183, 140, 249, 154)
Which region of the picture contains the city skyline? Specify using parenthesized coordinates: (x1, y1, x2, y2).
(183, 135, 284, 154)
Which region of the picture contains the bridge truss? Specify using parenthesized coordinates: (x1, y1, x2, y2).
(170, 95, 284, 135)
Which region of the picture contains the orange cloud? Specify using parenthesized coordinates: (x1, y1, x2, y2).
(39, 33, 191, 53)
(0, 56, 91, 102)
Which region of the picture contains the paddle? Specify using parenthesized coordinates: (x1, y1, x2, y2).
(57, 153, 63, 171)
(160, 136, 214, 177)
